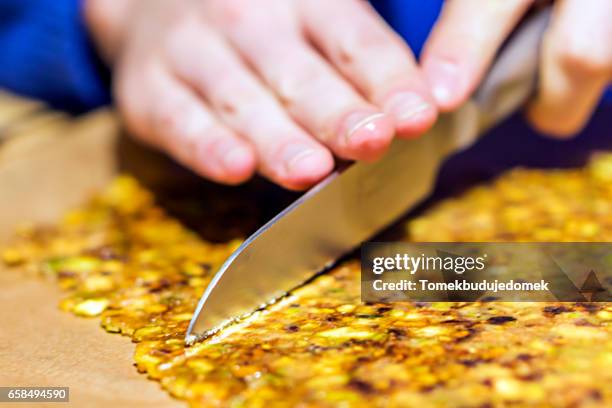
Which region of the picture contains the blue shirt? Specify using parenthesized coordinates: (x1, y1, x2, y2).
(0, 0, 109, 112)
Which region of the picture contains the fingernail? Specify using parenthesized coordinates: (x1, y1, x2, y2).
(222, 145, 252, 172)
(384, 92, 433, 123)
(426, 58, 461, 106)
(345, 112, 388, 142)
(283, 144, 317, 174)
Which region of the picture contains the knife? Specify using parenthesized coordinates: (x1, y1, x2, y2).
(186, 8, 551, 345)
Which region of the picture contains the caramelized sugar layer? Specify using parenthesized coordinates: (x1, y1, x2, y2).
(4, 156, 612, 407)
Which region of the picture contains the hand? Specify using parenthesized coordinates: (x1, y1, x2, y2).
(420, 0, 612, 137)
(85, 0, 438, 190)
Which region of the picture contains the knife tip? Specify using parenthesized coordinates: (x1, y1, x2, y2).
(184, 323, 227, 346)
(185, 334, 199, 346)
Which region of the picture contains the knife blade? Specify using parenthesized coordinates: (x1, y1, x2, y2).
(186, 8, 551, 344)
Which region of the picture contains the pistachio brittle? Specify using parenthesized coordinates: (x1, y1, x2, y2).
(4, 156, 612, 407)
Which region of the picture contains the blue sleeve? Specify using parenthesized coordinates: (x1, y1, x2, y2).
(0, 0, 111, 113)
(370, 0, 443, 57)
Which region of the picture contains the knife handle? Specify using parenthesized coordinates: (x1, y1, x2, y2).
(445, 6, 552, 153)
(472, 6, 552, 131)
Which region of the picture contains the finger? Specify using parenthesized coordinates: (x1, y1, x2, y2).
(165, 18, 333, 190)
(115, 59, 257, 185)
(209, 1, 396, 160)
(299, 0, 437, 137)
(421, 0, 533, 111)
(527, 0, 612, 137)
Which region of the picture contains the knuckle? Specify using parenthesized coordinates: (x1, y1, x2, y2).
(355, 26, 396, 50)
(151, 100, 219, 165)
(114, 77, 149, 141)
(279, 64, 325, 103)
(209, 0, 293, 32)
(163, 15, 203, 54)
(192, 129, 226, 159)
(153, 98, 243, 157)
(208, 0, 252, 25)
(275, 54, 355, 111)
(534, 121, 581, 139)
(152, 99, 202, 146)
(335, 32, 404, 71)
(561, 53, 609, 76)
(154, 103, 184, 135)
(556, 43, 611, 76)
(333, 26, 410, 83)
(210, 68, 256, 98)
(528, 110, 584, 139)
(209, 81, 271, 124)
(340, 0, 403, 51)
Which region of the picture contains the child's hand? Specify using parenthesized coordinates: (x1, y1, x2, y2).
(420, 0, 612, 137)
(85, 0, 437, 190)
